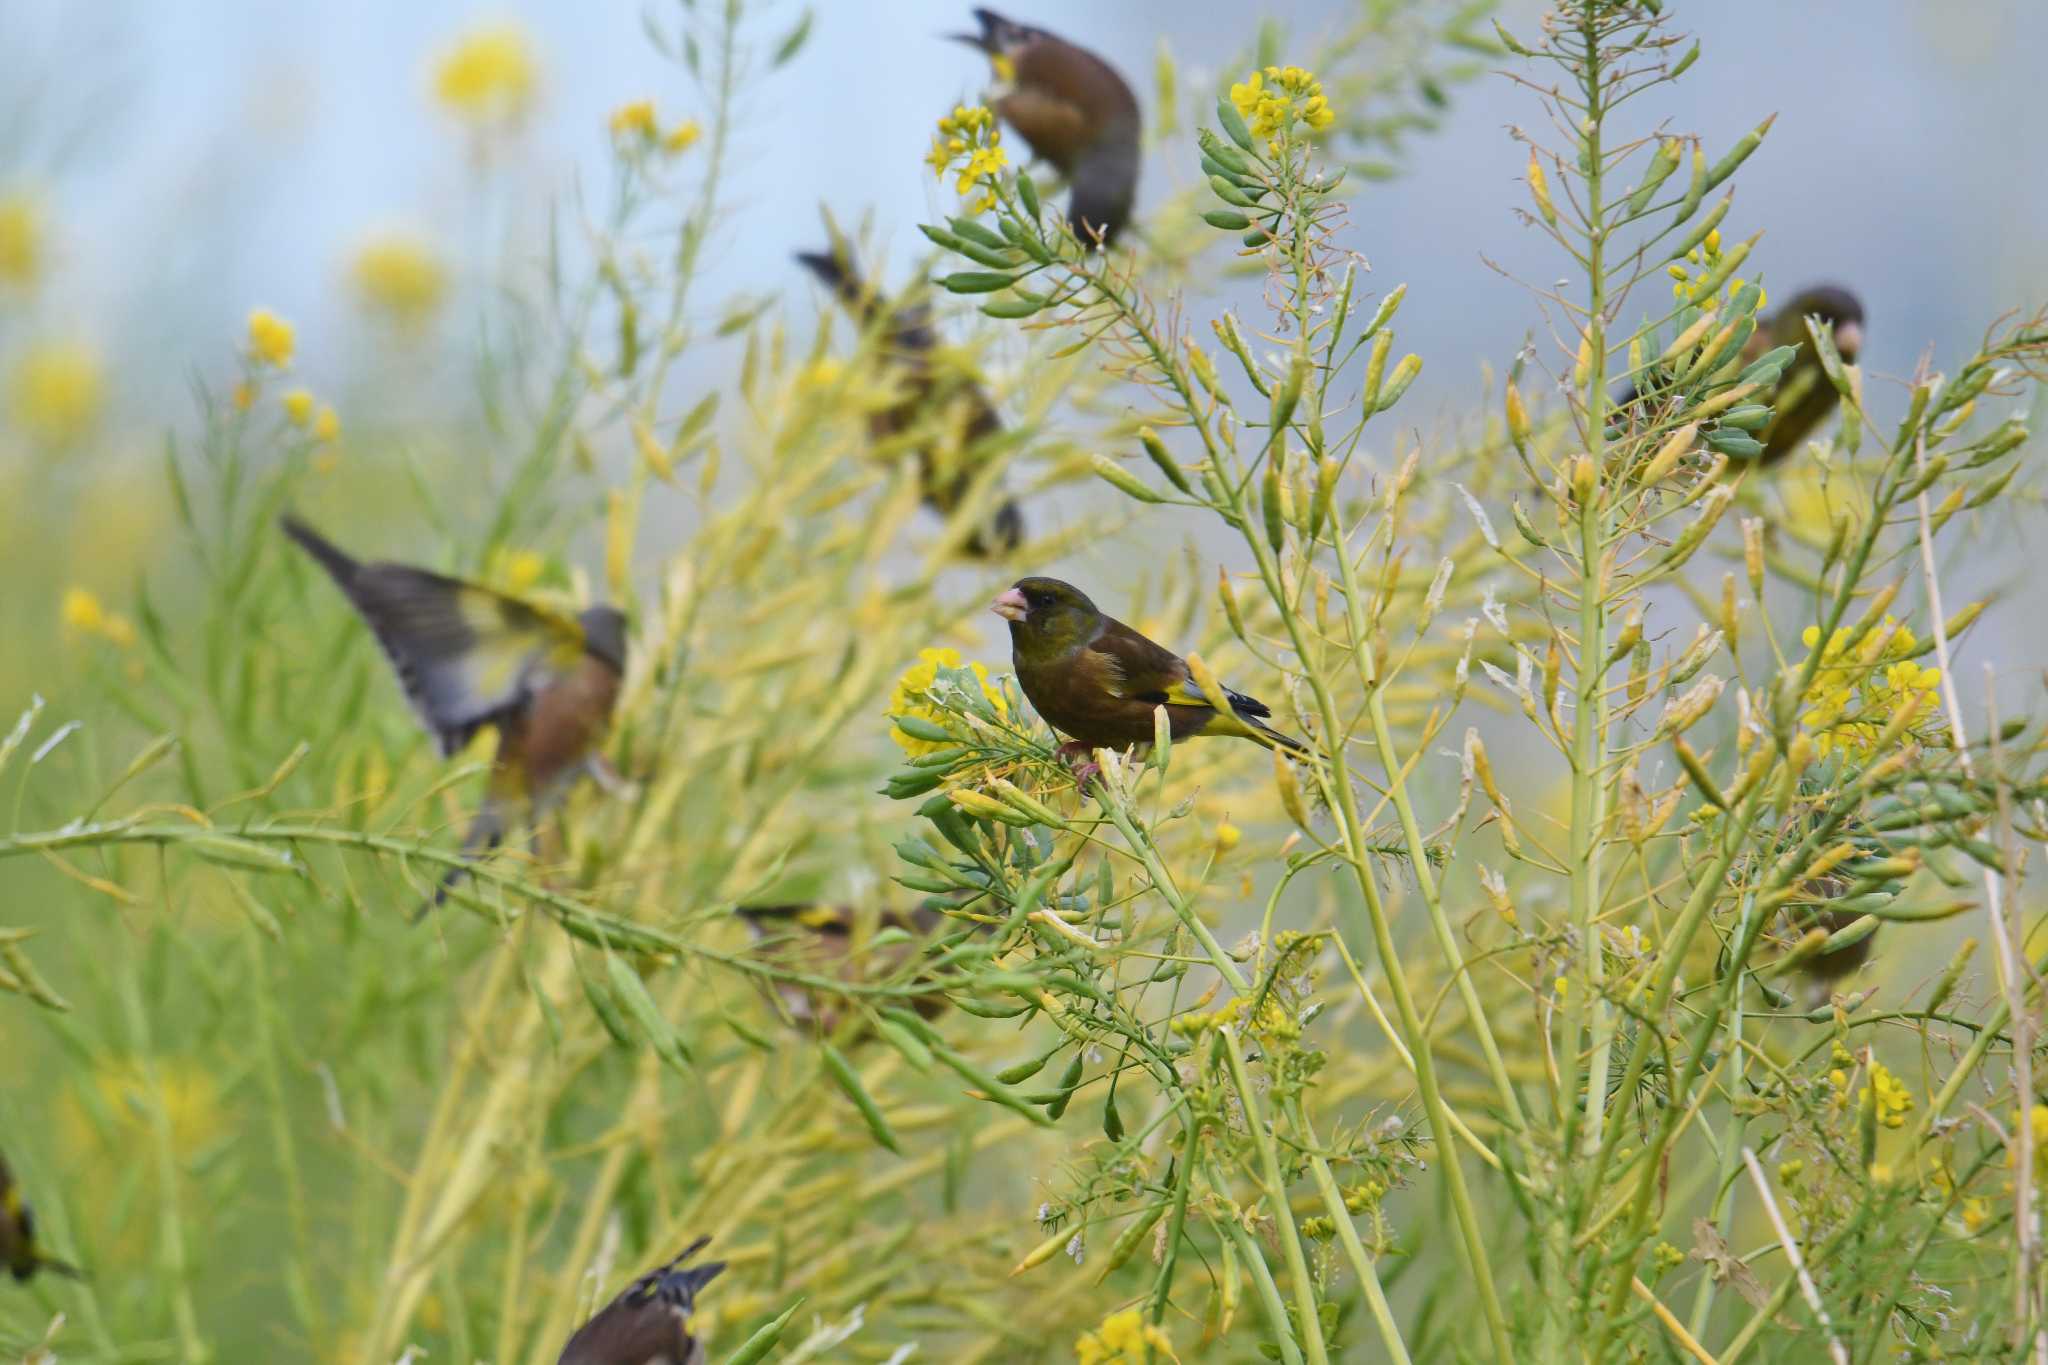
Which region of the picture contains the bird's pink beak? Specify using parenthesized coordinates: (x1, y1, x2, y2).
(991, 587, 1028, 622)
(1833, 321, 1863, 362)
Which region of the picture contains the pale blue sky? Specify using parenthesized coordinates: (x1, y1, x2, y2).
(5, 0, 2044, 425)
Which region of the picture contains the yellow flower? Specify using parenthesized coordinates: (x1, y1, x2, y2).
(282, 388, 315, 427)
(349, 232, 448, 330)
(662, 118, 702, 154)
(1858, 1061, 1915, 1130)
(929, 105, 1006, 213)
(247, 308, 295, 367)
(1214, 821, 1241, 853)
(887, 646, 1006, 756)
(432, 23, 538, 128)
(0, 191, 43, 288)
(491, 547, 546, 593)
(61, 587, 105, 634)
(313, 405, 340, 442)
(609, 99, 658, 140)
(1230, 64, 1336, 144)
(11, 340, 104, 443)
(1076, 1309, 1177, 1365)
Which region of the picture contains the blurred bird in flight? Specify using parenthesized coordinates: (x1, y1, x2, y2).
(281, 517, 628, 912)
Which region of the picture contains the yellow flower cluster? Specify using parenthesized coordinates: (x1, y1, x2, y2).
(10, 340, 104, 443)
(490, 547, 547, 593)
(433, 23, 538, 129)
(1075, 1309, 1178, 1364)
(247, 309, 295, 368)
(926, 105, 1007, 214)
(1799, 617, 1941, 761)
(61, 586, 136, 649)
(1665, 229, 1765, 309)
(1171, 989, 1297, 1041)
(1229, 65, 1337, 147)
(281, 388, 340, 442)
(886, 646, 1007, 756)
(1858, 1060, 1914, 1130)
(350, 233, 448, 330)
(0, 191, 43, 288)
(608, 100, 701, 155)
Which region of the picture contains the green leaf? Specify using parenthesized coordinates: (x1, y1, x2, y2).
(769, 9, 813, 66)
(721, 1298, 807, 1365)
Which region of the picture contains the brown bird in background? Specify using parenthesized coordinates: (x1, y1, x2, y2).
(994, 577, 1308, 772)
(281, 517, 629, 910)
(1746, 285, 1864, 466)
(2, 1148, 81, 1282)
(953, 8, 1141, 247)
(736, 902, 949, 1032)
(795, 245, 1024, 555)
(556, 1237, 725, 1365)
(1783, 877, 1877, 1008)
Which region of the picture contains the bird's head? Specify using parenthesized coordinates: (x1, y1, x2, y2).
(992, 576, 1099, 652)
(951, 8, 1042, 59)
(578, 606, 629, 673)
(1780, 285, 1865, 363)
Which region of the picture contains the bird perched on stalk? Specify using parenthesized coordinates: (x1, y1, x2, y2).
(795, 245, 1024, 555)
(1745, 285, 1864, 466)
(2, 1149, 81, 1282)
(280, 517, 628, 911)
(952, 8, 1141, 247)
(556, 1237, 725, 1365)
(736, 902, 949, 1032)
(992, 577, 1307, 776)
(1618, 284, 1864, 470)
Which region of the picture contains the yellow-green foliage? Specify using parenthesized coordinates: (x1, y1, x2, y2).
(5, 3, 2048, 1364)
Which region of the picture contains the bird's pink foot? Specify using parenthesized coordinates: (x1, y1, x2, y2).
(1053, 741, 1102, 790)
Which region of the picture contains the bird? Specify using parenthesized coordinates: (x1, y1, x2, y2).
(735, 901, 950, 1032)
(556, 1237, 726, 1365)
(992, 577, 1308, 774)
(1616, 284, 1864, 470)
(1745, 285, 1864, 466)
(2, 1149, 81, 1283)
(795, 245, 1024, 556)
(1782, 875, 1877, 1008)
(280, 517, 628, 910)
(952, 8, 1141, 247)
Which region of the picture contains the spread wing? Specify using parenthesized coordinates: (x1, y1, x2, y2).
(284, 519, 586, 755)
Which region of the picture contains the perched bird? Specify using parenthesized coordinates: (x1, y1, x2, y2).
(1746, 285, 1864, 466)
(736, 902, 949, 1032)
(2, 1149, 81, 1283)
(992, 577, 1308, 771)
(556, 1237, 726, 1365)
(795, 246, 1023, 555)
(1784, 876, 1877, 1008)
(953, 8, 1141, 247)
(1617, 284, 1865, 470)
(281, 517, 628, 908)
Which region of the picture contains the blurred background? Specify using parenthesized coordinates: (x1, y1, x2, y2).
(6, 0, 2047, 687)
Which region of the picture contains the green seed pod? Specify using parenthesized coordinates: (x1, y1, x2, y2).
(1262, 462, 1286, 552)
(939, 271, 1017, 294)
(1626, 138, 1683, 216)
(1705, 114, 1775, 192)
(1140, 426, 1194, 493)
(1017, 172, 1042, 220)
(1376, 354, 1423, 413)
(822, 1042, 903, 1154)
(1091, 454, 1169, 503)
(1209, 175, 1258, 208)
(1217, 97, 1256, 153)
(1203, 207, 1252, 231)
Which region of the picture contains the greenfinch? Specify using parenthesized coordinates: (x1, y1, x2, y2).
(281, 517, 628, 909)
(555, 1237, 725, 1365)
(2, 1149, 80, 1282)
(993, 577, 1307, 768)
(1746, 285, 1864, 466)
(796, 244, 1023, 556)
(953, 8, 1141, 247)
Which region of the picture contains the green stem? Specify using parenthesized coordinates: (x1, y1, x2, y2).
(1219, 1189, 1309, 1365)
(1220, 1027, 1331, 1365)
(1288, 1097, 1412, 1365)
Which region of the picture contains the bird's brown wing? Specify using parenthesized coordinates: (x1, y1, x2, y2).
(1086, 617, 1192, 703)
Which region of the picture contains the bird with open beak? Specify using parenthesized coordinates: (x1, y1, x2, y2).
(794, 240, 1024, 555)
(993, 577, 1307, 779)
(952, 8, 1140, 248)
(281, 517, 629, 912)
(556, 1238, 725, 1365)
